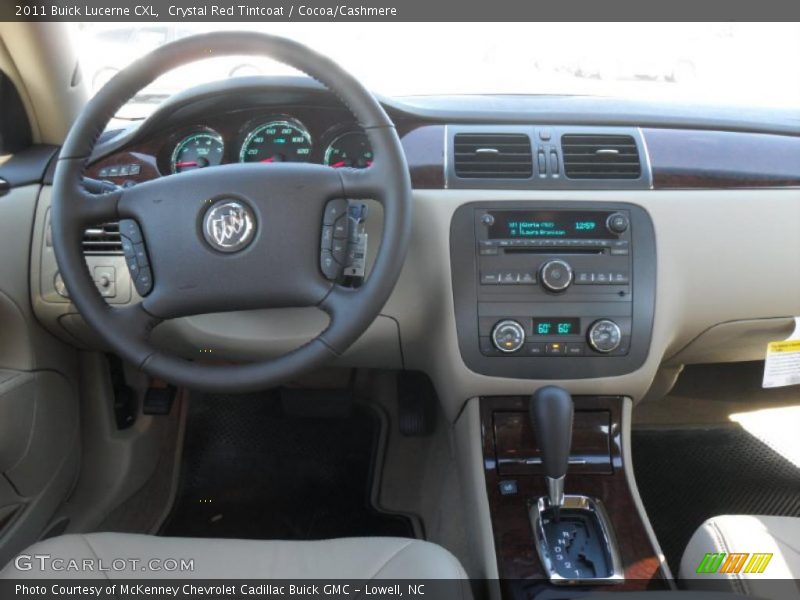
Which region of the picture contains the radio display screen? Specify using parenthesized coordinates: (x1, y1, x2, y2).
(532, 318, 580, 336)
(487, 210, 615, 239)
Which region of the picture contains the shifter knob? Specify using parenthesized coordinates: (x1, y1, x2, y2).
(530, 386, 574, 509)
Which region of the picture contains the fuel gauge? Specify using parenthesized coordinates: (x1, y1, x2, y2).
(171, 131, 225, 173)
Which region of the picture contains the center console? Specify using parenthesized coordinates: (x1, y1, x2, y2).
(450, 202, 656, 379)
(480, 394, 668, 597)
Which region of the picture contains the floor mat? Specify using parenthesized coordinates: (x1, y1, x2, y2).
(633, 425, 800, 575)
(160, 390, 415, 540)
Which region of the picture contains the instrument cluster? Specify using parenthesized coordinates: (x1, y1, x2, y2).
(162, 116, 373, 175)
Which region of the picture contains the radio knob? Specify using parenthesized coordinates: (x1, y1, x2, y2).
(491, 320, 526, 353)
(606, 212, 629, 234)
(587, 319, 622, 353)
(539, 259, 573, 292)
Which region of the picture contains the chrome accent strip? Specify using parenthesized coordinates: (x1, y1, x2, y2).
(529, 494, 625, 585)
(546, 475, 565, 508)
(637, 126, 655, 190)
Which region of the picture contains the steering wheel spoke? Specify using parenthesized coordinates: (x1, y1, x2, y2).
(75, 187, 123, 225)
(338, 152, 393, 202)
(110, 302, 163, 340)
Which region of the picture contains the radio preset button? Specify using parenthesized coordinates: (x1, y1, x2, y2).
(587, 319, 622, 353)
(491, 320, 526, 353)
(540, 259, 573, 292)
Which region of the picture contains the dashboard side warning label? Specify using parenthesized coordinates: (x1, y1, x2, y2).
(763, 317, 800, 388)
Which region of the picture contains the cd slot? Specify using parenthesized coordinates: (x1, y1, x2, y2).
(504, 248, 603, 255)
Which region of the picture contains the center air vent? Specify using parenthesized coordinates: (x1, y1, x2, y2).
(454, 133, 533, 179)
(82, 222, 123, 254)
(561, 134, 641, 179)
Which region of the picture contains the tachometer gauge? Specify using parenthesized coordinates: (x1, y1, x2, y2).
(324, 132, 373, 169)
(171, 131, 224, 174)
(239, 120, 312, 164)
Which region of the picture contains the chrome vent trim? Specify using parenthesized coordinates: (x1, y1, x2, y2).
(82, 222, 123, 255)
(453, 133, 533, 179)
(561, 134, 641, 179)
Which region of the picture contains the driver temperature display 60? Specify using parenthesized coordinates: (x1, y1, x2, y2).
(487, 210, 616, 239)
(532, 318, 580, 336)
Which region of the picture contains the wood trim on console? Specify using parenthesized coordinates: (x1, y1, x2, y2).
(480, 395, 667, 595)
(644, 128, 800, 189)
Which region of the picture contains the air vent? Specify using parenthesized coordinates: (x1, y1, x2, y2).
(82, 222, 123, 254)
(561, 134, 641, 179)
(454, 133, 533, 178)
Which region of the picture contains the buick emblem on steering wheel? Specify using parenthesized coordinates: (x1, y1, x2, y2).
(202, 199, 256, 253)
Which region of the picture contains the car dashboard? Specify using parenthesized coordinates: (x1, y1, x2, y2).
(26, 76, 800, 421)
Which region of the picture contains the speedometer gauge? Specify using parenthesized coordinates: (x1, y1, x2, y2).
(324, 132, 373, 169)
(239, 120, 312, 164)
(171, 131, 224, 174)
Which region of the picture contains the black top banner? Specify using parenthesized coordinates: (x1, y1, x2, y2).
(4, 0, 800, 21)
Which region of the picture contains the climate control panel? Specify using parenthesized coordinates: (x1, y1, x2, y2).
(450, 201, 656, 379)
(482, 317, 630, 357)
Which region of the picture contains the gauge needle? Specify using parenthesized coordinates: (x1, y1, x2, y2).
(330, 161, 348, 168)
(260, 157, 275, 163)
(175, 161, 198, 168)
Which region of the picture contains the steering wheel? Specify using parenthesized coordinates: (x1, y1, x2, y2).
(51, 32, 412, 393)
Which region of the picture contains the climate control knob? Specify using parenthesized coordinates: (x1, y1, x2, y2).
(587, 319, 622, 353)
(539, 259, 573, 292)
(491, 320, 526, 353)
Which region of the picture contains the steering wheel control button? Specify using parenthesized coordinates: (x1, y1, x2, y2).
(587, 319, 623, 353)
(133, 242, 149, 266)
(320, 226, 333, 250)
(323, 198, 348, 225)
(119, 219, 143, 244)
(202, 199, 256, 253)
(539, 259, 574, 292)
(332, 215, 348, 239)
(320, 200, 370, 282)
(119, 220, 154, 296)
(606, 212, 629, 234)
(134, 267, 153, 297)
(491, 320, 526, 353)
(320, 251, 341, 280)
(331, 238, 347, 264)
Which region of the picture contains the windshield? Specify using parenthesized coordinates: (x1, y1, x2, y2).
(71, 22, 800, 119)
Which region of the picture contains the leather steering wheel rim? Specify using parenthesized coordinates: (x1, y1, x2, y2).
(51, 32, 412, 393)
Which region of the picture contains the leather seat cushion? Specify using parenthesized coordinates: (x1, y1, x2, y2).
(680, 515, 800, 599)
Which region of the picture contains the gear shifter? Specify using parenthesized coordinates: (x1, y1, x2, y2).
(529, 385, 574, 521)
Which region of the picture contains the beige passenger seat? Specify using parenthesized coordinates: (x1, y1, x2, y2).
(680, 515, 800, 600)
